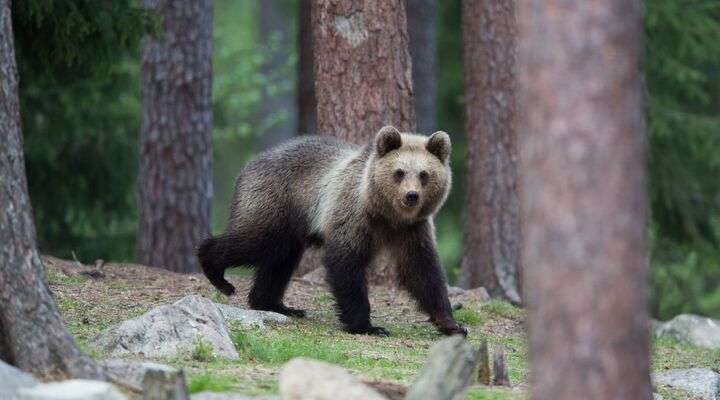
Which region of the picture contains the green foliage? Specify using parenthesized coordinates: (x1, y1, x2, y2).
(645, 0, 720, 319)
(13, 1, 152, 262)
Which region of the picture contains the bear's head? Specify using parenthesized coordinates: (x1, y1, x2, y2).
(365, 125, 452, 224)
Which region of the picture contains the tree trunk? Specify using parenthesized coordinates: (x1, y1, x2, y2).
(298, 0, 317, 135)
(405, 0, 437, 133)
(0, 0, 105, 380)
(258, 0, 296, 149)
(312, 0, 416, 283)
(458, 0, 521, 304)
(518, 1, 652, 399)
(137, 0, 214, 273)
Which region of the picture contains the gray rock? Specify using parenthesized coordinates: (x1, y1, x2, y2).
(0, 360, 38, 399)
(279, 358, 386, 400)
(16, 380, 126, 400)
(655, 314, 720, 349)
(92, 295, 239, 359)
(191, 393, 278, 400)
(447, 286, 466, 297)
(653, 368, 720, 400)
(405, 335, 478, 400)
(142, 366, 188, 400)
(102, 359, 179, 391)
(215, 303, 290, 329)
(653, 393, 664, 400)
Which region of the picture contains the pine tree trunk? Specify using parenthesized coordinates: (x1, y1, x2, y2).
(406, 0, 437, 133)
(458, 0, 522, 304)
(258, 0, 296, 149)
(518, 1, 652, 399)
(298, 0, 317, 135)
(312, 0, 416, 284)
(137, 0, 214, 273)
(0, 1, 105, 380)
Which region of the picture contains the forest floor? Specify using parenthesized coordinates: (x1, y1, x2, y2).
(44, 256, 719, 400)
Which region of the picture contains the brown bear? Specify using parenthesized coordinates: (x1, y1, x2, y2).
(198, 125, 466, 336)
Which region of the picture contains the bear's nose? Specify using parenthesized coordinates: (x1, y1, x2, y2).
(405, 191, 419, 206)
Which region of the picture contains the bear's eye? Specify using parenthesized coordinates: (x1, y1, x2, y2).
(394, 169, 405, 181)
(419, 170, 429, 185)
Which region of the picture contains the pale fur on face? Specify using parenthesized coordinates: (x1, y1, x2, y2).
(364, 126, 452, 225)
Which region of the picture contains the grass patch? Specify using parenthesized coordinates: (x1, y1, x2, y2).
(314, 292, 333, 306)
(466, 388, 526, 400)
(187, 374, 237, 394)
(45, 268, 88, 286)
(652, 336, 720, 371)
(208, 290, 229, 305)
(453, 308, 484, 326)
(231, 328, 346, 364)
(481, 300, 523, 319)
(192, 335, 216, 362)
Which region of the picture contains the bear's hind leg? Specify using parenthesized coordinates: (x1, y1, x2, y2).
(248, 241, 306, 317)
(198, 233, 250, 296)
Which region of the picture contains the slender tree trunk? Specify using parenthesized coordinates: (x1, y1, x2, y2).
(298, 0, 317, 135)
(258, 0, 296, 149)
(458, 0, 521, 304)
(312, 0, 416, 284)
(518, 1, 652, 399)
(137, 0, 214, 273)
(0, 0, 105, 380)
(295, 0, 320, 277)
(405, 0, 437, 133)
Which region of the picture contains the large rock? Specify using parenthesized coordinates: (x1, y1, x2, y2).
(215, 303, 290, 329)
(653, 368, 720, 400)
(102, 359, 179, 391)
(405, 335, 478, 400)
(16, 380, 126, 400)
(654, 314, 720, 349)
(0, 360, 38, 399)
(92, 295, 239, 359)
(279, 358, 386, 400)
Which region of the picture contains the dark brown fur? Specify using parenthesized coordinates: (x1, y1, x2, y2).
(198, 126, 466, 336)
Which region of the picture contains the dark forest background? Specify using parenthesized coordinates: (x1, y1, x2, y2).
(12, 0, 720, 319)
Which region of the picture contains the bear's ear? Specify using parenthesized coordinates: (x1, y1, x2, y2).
(375, 125, 402, 157)
(426, 131, 451, 163)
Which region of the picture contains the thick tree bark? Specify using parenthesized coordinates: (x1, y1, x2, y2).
(312, 0, 416, 143)
(312, 0, 416, 283)
(405, 0, 437, 133)
(298, 0, 317, 135)
(518, 1, 652, 399)
(258, 0, 296, 149)
(137, 0, 213, 273)
(458, 0, 521, 304)
(0, 0, 105, 380)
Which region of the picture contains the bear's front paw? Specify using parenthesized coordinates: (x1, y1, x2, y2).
(437, 322, 468, 337)
(346, 325, 391, 337)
